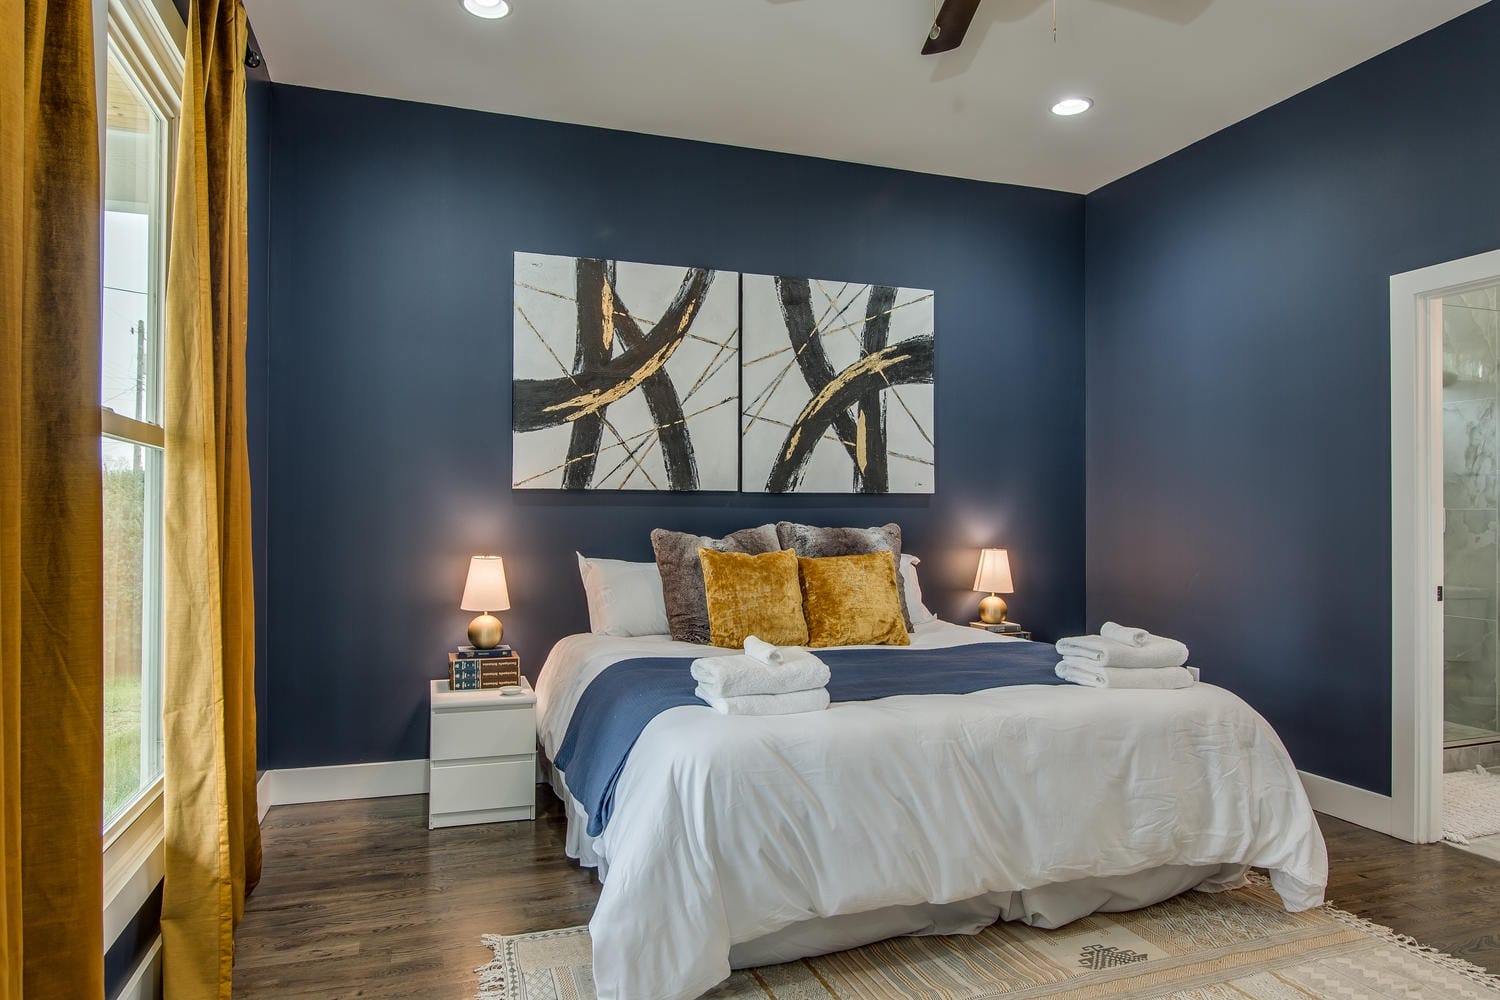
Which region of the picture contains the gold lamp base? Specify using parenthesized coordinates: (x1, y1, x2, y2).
(977, 594, 1008, 625)
(467, 613, 504, 649)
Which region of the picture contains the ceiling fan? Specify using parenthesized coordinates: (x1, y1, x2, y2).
(921, 0, 1196, 55)
(921, 0, 1067, 55)
(920, 0, 984, 54)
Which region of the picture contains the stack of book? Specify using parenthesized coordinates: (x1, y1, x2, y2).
(448, 644, 521, 690)
(970, 621, 1026, 635)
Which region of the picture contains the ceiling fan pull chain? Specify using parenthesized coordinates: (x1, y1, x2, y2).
(1053, 0, 1059, 42)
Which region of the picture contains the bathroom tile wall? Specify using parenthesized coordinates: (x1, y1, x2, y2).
(1444, 285, 1500, 739)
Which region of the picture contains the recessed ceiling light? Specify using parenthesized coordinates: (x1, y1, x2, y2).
(1051, 97, 1093, 117)
(463, 0, 510, 19)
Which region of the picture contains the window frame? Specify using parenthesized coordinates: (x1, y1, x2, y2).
(99, 0, 184, 949)
(102, 38, 170, 831)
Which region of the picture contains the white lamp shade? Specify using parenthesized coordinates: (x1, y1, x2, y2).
(973, 548, 1014, 594)
(461, 555, 511, 612)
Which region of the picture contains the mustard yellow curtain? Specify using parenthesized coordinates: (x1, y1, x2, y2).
(160, 0, 259, 995)
(0, 6, 19, 989)
(1, 1, 104, 998)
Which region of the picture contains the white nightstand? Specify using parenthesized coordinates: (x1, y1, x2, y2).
(428, 677, 537, 829)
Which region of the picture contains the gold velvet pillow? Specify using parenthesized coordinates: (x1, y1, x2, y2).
(797, 552, 911, 648)
(699, 547, 809, 649)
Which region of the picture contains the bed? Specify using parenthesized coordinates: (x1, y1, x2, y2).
(534, 620, 1329, 1000)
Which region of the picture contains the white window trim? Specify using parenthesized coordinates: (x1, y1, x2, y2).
(103, 409, 166, 449)
(99, 0, 183, 950)
(107, 0, 186, 106)
(104, 775, 165, 946)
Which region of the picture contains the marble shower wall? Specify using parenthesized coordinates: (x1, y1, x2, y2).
(1443, 285, 1500, 740)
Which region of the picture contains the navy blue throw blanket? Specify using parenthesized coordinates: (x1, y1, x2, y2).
(553, 641, 1065, 836)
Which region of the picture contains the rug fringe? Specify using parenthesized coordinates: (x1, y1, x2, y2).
(1247, 869, 1500, 987)
(1320, 904, 1500, 988)
(475, 934, 510, 1000)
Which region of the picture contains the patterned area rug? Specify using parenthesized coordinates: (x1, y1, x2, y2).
(476, 880, 1500, 999)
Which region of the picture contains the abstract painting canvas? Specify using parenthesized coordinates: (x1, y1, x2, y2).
(512, 253, 740, 491)
(741, 275, 935, 494)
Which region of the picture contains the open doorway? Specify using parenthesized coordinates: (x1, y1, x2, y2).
(1439, 281, 1500, 855)
(1392, 249, 1500, 849)
(1441, 282, 1500, 753)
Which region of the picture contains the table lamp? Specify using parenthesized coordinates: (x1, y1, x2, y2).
(973, 548, 1013, 625)
(461, 555, 511, 649)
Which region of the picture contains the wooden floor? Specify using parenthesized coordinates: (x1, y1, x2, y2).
(232, 792, 1500, 998)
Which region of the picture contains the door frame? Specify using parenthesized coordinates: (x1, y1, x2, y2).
(1390, 247, 1500, 844)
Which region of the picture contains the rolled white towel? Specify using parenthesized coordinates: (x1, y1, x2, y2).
(744, 635, 825, 670)
(691, 652, 829, 698)
(1100, 621, 1149, 647)
(744, 635, 785, 666)
(1054, 633, 1188, 669)
(695, 684, 830, 716)
(1055, 661, 1195, 689)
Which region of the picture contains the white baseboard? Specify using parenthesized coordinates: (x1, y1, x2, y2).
(260, 759, 428, 808)
(115, 935, 162, 1000)
(1299, 770, 1396, 837)
(256, 771, 271, 822)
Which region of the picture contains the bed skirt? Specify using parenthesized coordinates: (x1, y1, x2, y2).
(542, 758, 1247, 969)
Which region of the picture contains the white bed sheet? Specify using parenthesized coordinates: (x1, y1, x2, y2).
(534, 621, 1328, 1000)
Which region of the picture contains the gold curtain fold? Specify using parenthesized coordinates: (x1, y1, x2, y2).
(1, 0, 105, 998)
(160, 0, 259, 996)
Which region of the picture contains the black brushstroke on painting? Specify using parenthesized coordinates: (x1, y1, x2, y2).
(767, 336, 934, 493)
(857, 284, 897, 494)
(768, 280, 925, 494)
(774, 278, 863, 474)
(562, 259, 611, 488)
(606, 273, 702, 491)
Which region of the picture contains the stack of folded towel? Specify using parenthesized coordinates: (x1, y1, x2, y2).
(692, 636, 831, 715)
(1053, 622, 1196, 689)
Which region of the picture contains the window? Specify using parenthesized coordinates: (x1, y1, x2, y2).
(102, 1, 180, 830)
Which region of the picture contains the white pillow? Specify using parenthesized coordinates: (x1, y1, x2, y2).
(576, 553, 671, 637)
(900, 554, 938, 626)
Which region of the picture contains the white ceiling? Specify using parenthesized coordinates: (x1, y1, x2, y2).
(244, 0, 1488, 194)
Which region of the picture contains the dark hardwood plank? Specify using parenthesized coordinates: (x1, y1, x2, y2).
(1320, 813, 1500, 972)
(233, 791, 600, 998)
(231, 797, 1500, 997)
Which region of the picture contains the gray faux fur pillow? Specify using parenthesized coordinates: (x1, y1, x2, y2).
(651, 525, 781, 644)
(775, 522, 913, 632)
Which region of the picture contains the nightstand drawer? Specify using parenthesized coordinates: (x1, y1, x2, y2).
(429, 758, 535, 814)
(431, 706, 535, 761)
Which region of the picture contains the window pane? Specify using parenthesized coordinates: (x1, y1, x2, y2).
(104, 438, 164, 825)
(103, 49, 166, 425)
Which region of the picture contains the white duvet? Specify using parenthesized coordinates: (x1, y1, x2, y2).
(535, 622, 1328, 1000)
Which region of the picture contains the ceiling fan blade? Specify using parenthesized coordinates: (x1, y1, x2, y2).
(921, 0, 982, 55)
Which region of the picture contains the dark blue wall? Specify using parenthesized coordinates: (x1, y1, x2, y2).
(261, 85, 1086, 769)
(1084, 2, 1500, 795)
